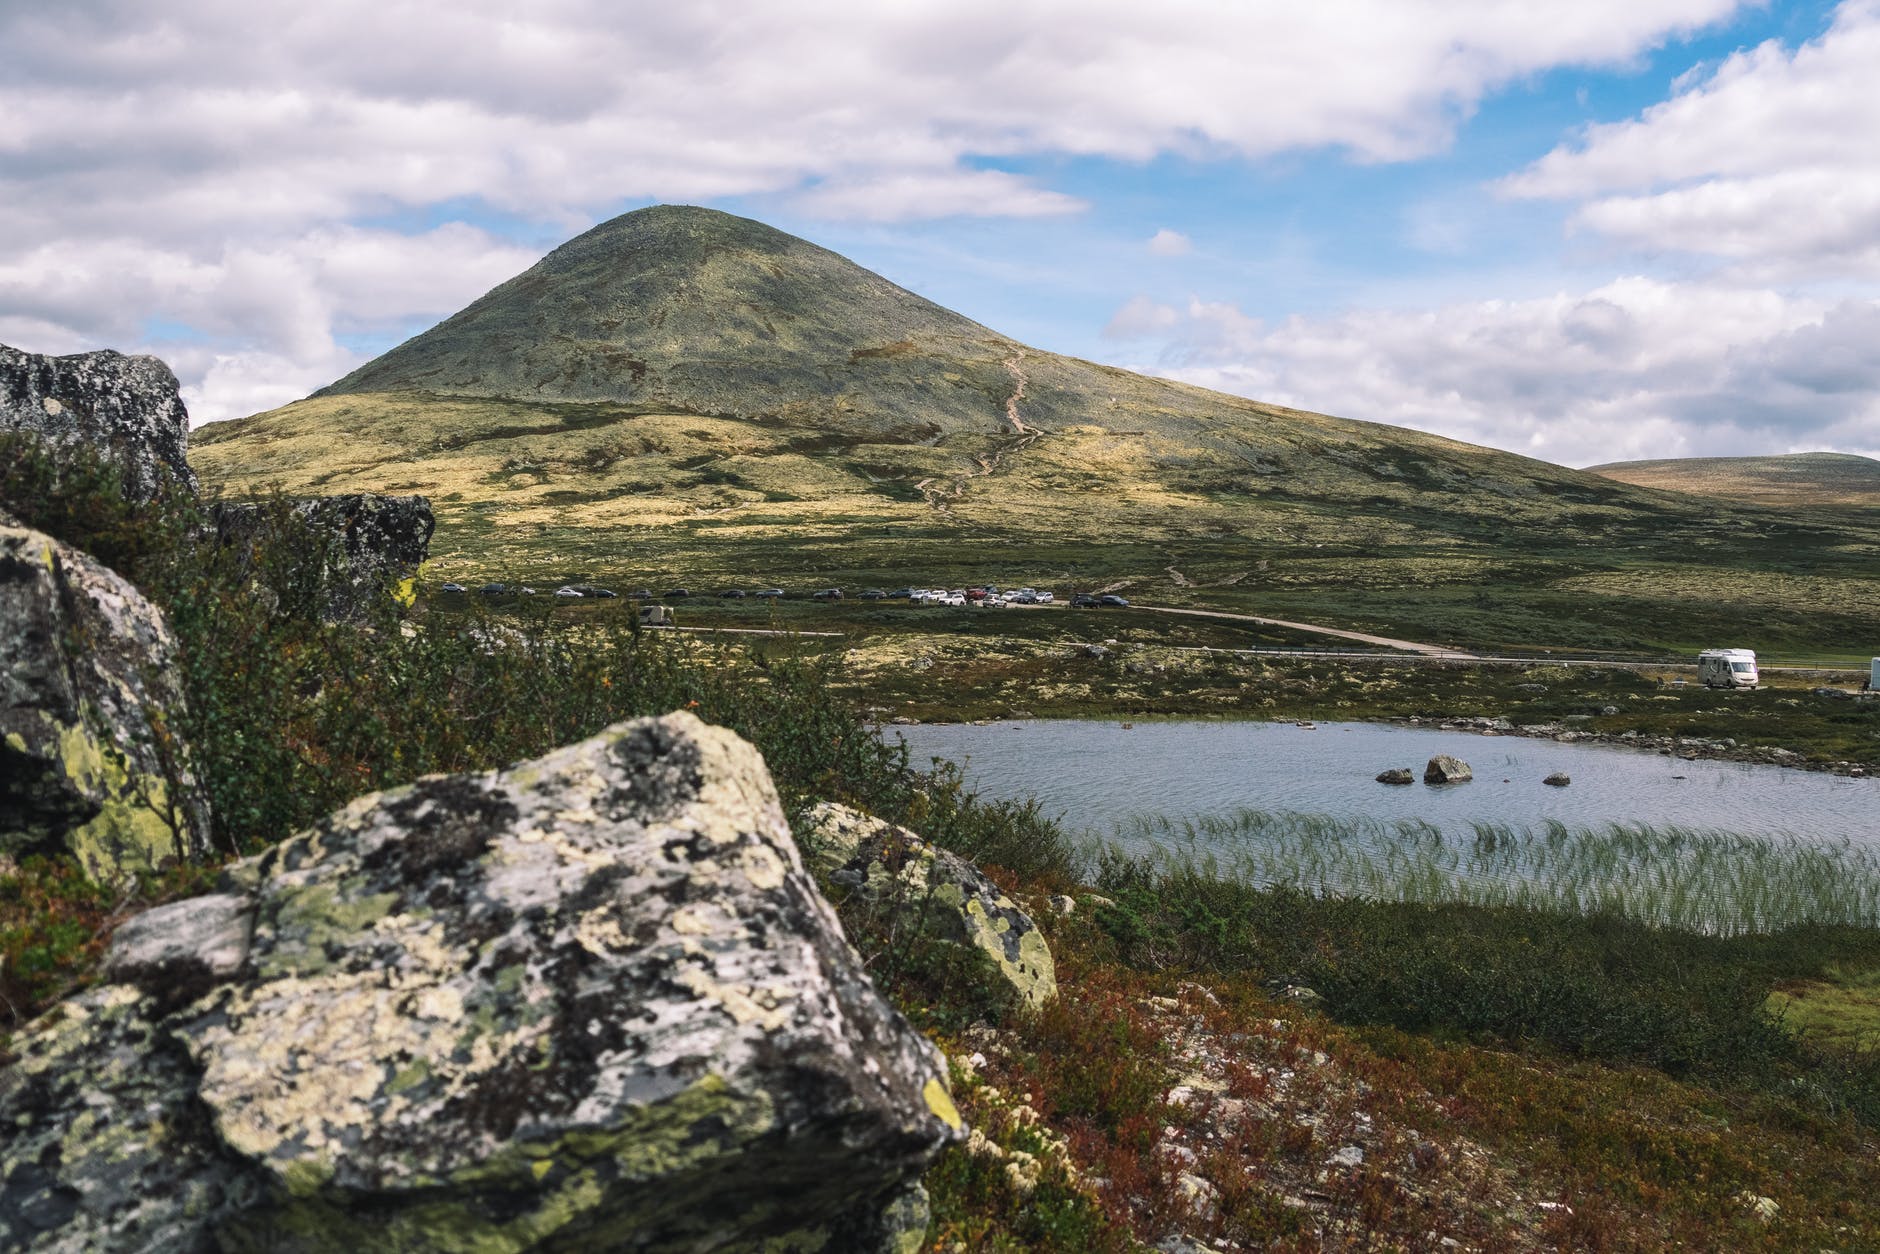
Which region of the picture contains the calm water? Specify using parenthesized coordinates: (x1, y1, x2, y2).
(889, 719, 1880, 853)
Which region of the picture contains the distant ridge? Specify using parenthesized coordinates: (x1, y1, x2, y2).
(1589, 452, 1880, 508)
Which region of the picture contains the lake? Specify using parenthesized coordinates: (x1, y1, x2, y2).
(887, 719, 1880, 854)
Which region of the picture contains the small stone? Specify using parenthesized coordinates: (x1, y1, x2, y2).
(1543, 772, 1571, 787)
(1047, 894, 1075, 916)
(1376, 767, 1414, 785)
(1327, 1145, 1364, 1169)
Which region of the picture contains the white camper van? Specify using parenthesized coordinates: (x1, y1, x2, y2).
(1698, 648, 1759, 689)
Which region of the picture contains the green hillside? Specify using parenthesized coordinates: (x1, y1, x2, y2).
(194, 206, 1880, 657)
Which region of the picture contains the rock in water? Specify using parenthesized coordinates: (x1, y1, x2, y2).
(805, 802, 1056, 1010)
(1375, 768, 1414, 785)
(1543, 773, 1571, 787)
(0, 712, 959, 1252)
(1423, 755, 1473, 785)
(211, 493, 434, 619)
(0, 520, 212, 878)
(0, 343, 198, 499)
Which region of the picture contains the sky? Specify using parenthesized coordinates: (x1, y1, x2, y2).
(2, 0, 1877, 468)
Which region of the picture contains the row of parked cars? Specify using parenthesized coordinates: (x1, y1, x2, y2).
(437, 581, 1133, 607)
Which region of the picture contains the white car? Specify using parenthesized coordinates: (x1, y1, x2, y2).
(1034, 591, 1055, 604)
(553, 586, 584, 598)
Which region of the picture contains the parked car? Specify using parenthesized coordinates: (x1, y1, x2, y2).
(628, 589, 653, 600)
(811, 588, 843, 600)
(889, 587, 915, 599)
(476, 582, 510, 597)
(1098, 594, 1130, 607)
(1034, 591, 1054, 604)
(438, 582, 467, 593)
(860, 589, 887, 600)
(572, 585, 617, 598)
(719, 588, 747, 598)
(554, 586, 583, 598)
(755, 587, 784, 599)
(666, 588, 691, 598)
(1070, 594, 1098, 608)
(965, 587, 987, 601)
(1008, 590, 1036, 604)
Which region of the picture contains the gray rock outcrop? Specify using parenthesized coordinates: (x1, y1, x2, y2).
(1423, 755, 1473, 785)
(211, 494, 434, 619)
(1543, 772, 1571, 787)
(1, 344, 198, 499)
(0, 712, 960, 1252)
(0, 520, 211, 878)
(805, 801, 1057, 1010)
(1375, 768, 1414, 785)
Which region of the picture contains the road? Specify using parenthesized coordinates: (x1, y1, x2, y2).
(1136, 604, 1478, 658)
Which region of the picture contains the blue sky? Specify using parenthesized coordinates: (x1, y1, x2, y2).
(3, 0, 1877, 466)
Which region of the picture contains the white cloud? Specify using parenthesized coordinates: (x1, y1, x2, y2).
(0, 0, 1755, 421)
(1147, 228, 1193, 257)
(1505, 0, 1880, 277)
(1105, 281, 1880, 464)
(0, 225, 539, 423)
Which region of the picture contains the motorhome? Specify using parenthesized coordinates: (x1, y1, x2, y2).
(1698, 648, 1759, 689)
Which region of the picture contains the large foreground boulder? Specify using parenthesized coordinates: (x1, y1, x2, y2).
(805, 801, 1057, 1010)
(0, 712, 960, 1253)
(0, 344, 197, 499)
(211, 494, 434, 619)
(0, 519, 211, 878)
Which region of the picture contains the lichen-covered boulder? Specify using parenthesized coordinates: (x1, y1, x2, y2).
(1424, 754, 1473, 785)
(0, 712, 960, 1253)
(0, 521, 211, 878)
(211, 494, 434, 620)
(805, 801, 1056, 1010)
(0, 344, 197, 499)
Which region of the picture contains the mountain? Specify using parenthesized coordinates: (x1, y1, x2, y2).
(193, 206, 1880, 654)
(1588, 452, 1880, 508)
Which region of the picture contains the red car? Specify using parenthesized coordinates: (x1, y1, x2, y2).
(965, 587, 987, 601)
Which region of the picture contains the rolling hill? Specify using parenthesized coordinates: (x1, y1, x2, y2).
(1589, 452, 1880, 508)
(193, 206, 1880, 655)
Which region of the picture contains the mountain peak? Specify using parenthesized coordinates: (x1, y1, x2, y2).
(316, 205, 1009, 430)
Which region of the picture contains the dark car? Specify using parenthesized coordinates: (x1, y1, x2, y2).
(476, 582, 510, 597)
(859, 589, 887, 600)
(1070, 594, 1098, 608)
(811, 588, 843, 600)
(666, 588, 691, 598)
(755, 587, 784, 599)
(888, 587, 914, 599)
(628, 589, 653, 600)
(719, 588, 748, 598)
(1098, 594, 1130, 607)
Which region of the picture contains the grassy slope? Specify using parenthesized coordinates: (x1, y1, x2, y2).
(193, 204, 1880, 659)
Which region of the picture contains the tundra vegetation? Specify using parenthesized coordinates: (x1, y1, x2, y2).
(9, 432, 1880, 1249)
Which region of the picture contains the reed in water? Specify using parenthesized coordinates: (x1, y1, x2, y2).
(1110, 810, 1880, 935)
